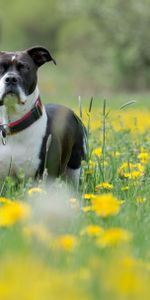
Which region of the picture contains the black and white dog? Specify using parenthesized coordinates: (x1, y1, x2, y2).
(0, 46, 86, 187)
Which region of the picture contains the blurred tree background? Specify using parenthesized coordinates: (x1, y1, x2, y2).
(1, 0, 150, 99)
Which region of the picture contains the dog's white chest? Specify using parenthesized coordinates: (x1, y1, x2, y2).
(0, 111, 47, 178)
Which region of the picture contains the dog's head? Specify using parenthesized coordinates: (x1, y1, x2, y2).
(0, 46, 56, 105)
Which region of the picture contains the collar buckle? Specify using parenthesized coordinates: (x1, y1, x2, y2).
(33, 98, 43, 118)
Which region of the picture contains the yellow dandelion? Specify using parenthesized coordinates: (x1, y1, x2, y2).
(103, 161, 108, 166)
(95, 182, 113, 191)
(138, 150, 149, 164)
(81, 206, 93, 213)
(111, 109, 150, 134)
(91, 193, 123, 217)
(0, 258, 88, 300)
(129, 170, 143, 179)
(82, 194, 95, 200)
(27, 187, 46, 196)
(118, 162, 144, 179)
(96, 228, 132, 247)
(80, 225, 104, 237)
(0, 201, 31, 227)
(88, 160, 96, 168)
(0, 197, 12, 205)
(122, 172, 130, 178)
(84, 169, 94, 175)
(103, 255, 149, 298)
(84, 160, 96, 175)
(121, 186, 129, 191)
(92, 147, 102, 157)
(112, 151, 121, 157)
(54, 234, 77, 251)
(136, 197, 146, 204)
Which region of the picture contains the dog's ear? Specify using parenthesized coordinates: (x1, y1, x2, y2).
(27, 46, 56, 67)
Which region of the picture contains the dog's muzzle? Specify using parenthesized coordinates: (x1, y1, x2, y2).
(5, 73, 19, 86)
(1, 73, 20, 104)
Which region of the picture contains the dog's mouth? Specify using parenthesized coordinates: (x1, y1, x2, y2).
(1, 90, 23, 106)
(2, 92, 20, 111)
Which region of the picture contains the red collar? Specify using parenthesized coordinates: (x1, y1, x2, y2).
(0, 97, 43, 139)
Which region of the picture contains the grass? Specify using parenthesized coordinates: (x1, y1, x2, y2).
(1, 96, 150, 299)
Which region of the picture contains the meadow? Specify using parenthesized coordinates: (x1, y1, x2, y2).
(1, 94, 150, 300)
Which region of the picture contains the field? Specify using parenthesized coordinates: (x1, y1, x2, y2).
(1, 95, 150, 300)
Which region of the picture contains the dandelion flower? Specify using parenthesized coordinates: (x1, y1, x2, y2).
(81, 206, 93, 213)
(80, 225, 104, 237)
(54, 234, 77, 251)
(118, 162, 144, 179)
(84, 160, 96, 175)
(95, 182, 113, 192)
(0, 258, 88, 300)
(91, 193, 123, 217)
(138, 150, 149, 164)
(27, 187, 46, 196)
(96, 228, 132, 247)
(103, 255, 149, 298)
(82, 194, 95, 200)
(92, 147, 102, 157)
(0, 197, 12, 205)
(112, 151, 121, 157)
(0, 201, 31, 227)
(136, 197, 146, 204)
(121, 186, 129, 191)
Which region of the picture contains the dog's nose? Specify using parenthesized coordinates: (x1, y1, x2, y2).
(5, 75, 18, 85)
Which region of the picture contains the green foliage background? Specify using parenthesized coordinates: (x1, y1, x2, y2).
(1, 0, 150, 95)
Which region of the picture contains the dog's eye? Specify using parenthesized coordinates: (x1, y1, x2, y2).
(17, 62, 30, 71)
(0, 63, 8, 73)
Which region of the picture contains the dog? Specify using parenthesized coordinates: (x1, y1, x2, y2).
(0, 46, 86, 187)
